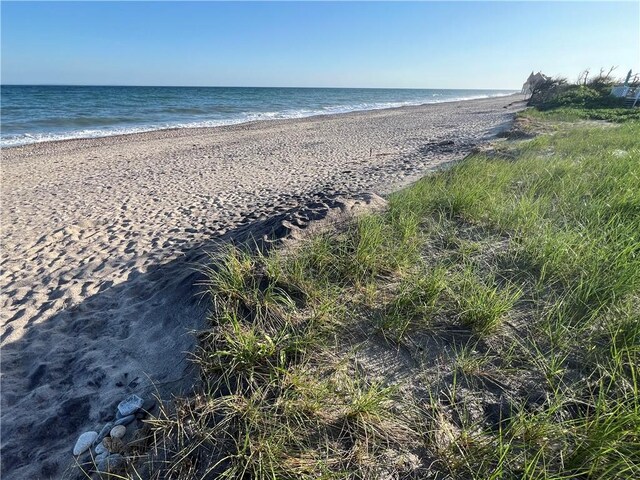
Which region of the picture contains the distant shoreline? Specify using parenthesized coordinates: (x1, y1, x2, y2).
(3, 92, 520, 152)
(0, 86, 517, 149)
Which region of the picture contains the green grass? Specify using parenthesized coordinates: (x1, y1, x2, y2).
(127, 109, 640, 480)
(454, 269, 522, 335)
(527, 78, 640, 123)
(525, 105, 640, 123)
(527, 83, 640, 122)
(379, 265, 447, 339)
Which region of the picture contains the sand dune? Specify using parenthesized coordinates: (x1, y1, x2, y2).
(0, 95, 523, 478)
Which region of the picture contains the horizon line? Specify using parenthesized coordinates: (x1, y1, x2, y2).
(1, 83, 519, 91)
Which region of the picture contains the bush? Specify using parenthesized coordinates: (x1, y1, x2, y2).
(528, 67, 628, 113)
(527, 77, 568, 107)
(538, 85, 625, 110)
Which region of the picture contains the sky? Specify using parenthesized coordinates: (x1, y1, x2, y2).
(1, 1, 638, 89)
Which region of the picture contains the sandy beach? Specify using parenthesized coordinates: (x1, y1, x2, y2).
(1, 94, 522, 478)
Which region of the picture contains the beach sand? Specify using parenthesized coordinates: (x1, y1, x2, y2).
(1, 94, 523, 478)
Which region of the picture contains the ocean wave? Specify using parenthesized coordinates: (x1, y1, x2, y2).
(3, 116, 148, 129)
(1, 91, 516, 147)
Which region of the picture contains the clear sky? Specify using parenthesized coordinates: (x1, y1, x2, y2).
(1, 1, 638, 89)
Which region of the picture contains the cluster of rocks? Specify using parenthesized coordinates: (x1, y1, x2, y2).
(72, 394, 156, 476)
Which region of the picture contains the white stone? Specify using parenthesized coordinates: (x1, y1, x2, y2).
(96, 422, 113, 443)
(117, 394, 144, 416)
(110, 425, 126, 439)
(73, 431, 98, 456)
(95, 443, 107, 455)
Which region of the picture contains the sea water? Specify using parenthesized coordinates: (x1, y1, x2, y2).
(0, 85, 515, 147)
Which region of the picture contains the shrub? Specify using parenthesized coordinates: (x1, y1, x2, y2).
(538, 85, 625, 110)
(528, 67, 629, 113)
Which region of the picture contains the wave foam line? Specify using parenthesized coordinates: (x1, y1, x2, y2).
(1, 92, 515, 147)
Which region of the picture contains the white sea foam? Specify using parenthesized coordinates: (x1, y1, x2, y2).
(1, 92, 515, 147)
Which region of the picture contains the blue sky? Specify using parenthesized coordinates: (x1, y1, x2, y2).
(2, 1, 638, 89)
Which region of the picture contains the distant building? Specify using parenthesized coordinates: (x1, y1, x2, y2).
(611, 70, 639, 107)
(611, 85, 631, 97)
(521, 71, 551, 97)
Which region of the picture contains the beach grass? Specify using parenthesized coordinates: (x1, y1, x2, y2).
(140, 108, 640, 479)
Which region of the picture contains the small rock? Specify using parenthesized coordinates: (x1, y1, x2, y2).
(95, 443, 107, 455)
(73, 431, 98, 456)
(110, 425, 126, 439)
(113, 414, 135, 426)
(96, 422, 113, 443)
(94, 452, 108, 465)
(141, 398, 156, 413)
(102, 436, 125, 454)
(97, 453, 126, 473)
(117, 394, 144, 416)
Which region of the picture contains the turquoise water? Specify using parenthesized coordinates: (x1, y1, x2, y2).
(0, 86, 515, 147)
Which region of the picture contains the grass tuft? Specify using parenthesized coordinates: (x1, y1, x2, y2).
(455, 269, 522, 335)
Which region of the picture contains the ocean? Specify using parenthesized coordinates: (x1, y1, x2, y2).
(0, 85, 515, 147)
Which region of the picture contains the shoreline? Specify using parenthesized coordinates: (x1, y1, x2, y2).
(1, 94, 524, 479)
(2, 93, 520, 153)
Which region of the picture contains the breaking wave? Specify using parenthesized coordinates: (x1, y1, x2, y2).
(1, 87, 516, 147)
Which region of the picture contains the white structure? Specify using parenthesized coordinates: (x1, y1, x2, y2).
(610, 85, 630, 97)
(611, 70, 639, 107)
(521, 71, 551, 97)
(611, 85, 639, 107)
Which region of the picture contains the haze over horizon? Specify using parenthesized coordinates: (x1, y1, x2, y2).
(2, 1, 638, 90)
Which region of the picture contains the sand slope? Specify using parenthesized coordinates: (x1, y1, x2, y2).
(0, 95, 522, 478)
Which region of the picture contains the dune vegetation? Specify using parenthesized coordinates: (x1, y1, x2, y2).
(127, 99, 640, 480)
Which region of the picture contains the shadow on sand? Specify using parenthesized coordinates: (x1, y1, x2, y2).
(0, 191, 384, 479)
